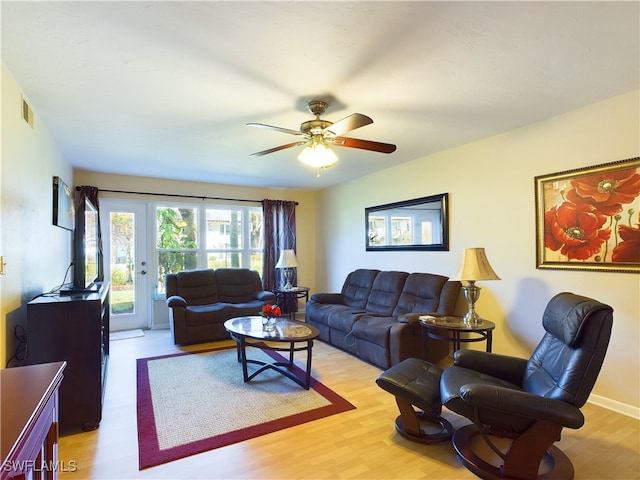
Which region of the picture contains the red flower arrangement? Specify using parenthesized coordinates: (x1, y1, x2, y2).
(261, 304, 282, 318)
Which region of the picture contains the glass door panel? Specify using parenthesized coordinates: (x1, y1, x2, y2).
(102, 200, 148, 331)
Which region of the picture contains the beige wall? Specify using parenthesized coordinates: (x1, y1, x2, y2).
(1, 64, 75, 365)
(315, 90, 640, 416)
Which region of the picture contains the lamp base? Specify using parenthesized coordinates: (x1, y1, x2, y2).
(462, 281, 483, 326)
(283, 269, 294, 291)
(462, 310, 483, 326)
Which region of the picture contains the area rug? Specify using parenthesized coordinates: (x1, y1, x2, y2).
(136, 345, 355, 469)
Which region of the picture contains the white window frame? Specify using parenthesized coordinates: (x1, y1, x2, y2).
(152, 202, 263, 297)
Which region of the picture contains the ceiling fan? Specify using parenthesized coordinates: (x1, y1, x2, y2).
(247, 100, 396, 170)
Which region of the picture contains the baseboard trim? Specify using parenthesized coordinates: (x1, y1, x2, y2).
(588, 393, 640, 419)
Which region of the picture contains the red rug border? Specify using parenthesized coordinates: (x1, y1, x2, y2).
(136, 345, 356, 470)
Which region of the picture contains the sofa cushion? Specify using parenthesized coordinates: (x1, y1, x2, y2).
(306, 301, 346, 325)
(174, 269, 219, 305)
(215, 268, 262, 303)
(218, 301, 265, 319)
(392, 273, 449, 317)
(365, 271, 409, 314)
(341, 269, 380, 308)
(327, 307, 362, 333)
(352, 316, 396, 347)
(184, 303, 227, 326)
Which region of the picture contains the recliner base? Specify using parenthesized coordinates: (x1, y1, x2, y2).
(451, 424, 574, 480)
(394, 410, 453, 444)
(376, 358, 452, 444)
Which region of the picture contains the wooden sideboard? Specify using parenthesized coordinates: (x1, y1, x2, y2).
(26, 282, 109, 434)
(1, 362, 66, 480)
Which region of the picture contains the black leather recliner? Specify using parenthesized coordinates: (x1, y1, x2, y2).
(440, 292, 613, 480)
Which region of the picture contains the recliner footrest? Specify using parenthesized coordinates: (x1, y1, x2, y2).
(376, 357, 453, 444)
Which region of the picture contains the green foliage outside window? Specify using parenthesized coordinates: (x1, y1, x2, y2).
(155, 205, 263, 295)
(156, 207, 198, 293)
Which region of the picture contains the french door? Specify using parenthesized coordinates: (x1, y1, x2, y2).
(100, 199, 149, 331)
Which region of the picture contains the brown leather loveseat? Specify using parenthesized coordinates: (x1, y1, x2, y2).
(305, 269, 461, 369)
(166, 268, 276, 345)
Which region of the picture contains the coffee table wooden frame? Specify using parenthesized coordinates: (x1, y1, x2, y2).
(224, 316, 320, 389)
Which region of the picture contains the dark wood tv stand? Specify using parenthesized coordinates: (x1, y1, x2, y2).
(26, 282, 110, 435)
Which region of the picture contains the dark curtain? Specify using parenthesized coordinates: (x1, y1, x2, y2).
(77, 186, 105, 282)
(262, 199, 297, 293)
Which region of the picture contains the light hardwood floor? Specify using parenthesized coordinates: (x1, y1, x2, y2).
(58, 328, 639, 480)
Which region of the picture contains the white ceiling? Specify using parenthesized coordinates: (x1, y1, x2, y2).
(2, 1, 639, 190)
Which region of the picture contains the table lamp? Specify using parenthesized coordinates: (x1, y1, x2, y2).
(451, 247, 500, 325)
(275, 249, 299, 291)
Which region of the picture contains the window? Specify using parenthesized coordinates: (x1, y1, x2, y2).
(155, 204, 262, 295)
(368, 215, 386, 246)
(391, 216, 412, 245)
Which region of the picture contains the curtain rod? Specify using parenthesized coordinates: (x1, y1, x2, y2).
(78, 187, 298, 205)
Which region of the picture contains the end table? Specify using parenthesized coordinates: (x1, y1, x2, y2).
(274, 286, 310, 320)
(419, 315, 495, 353)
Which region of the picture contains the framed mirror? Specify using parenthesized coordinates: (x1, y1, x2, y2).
(365, 193, 449, 251)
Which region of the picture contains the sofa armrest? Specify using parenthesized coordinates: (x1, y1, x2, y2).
(436, 281, 462, 315)
(454, 350, 528, 386)
(397, 312, 421, 325)
(309, 293, 344, 304)
(256, 290, 277, 302)
(166, 295, 187, 308)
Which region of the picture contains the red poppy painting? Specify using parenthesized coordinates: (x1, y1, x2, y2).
(535, 157, 640, 273)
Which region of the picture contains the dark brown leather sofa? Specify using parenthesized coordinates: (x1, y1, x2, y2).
(305, 269, 461, 369)
(165, 268, 276, 345)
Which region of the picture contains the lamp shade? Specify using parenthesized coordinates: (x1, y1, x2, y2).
(275, 249, 299, 269)
(297, 135, 338, 168)
(451, 247, 500, 281)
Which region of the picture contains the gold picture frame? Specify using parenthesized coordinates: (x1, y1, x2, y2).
(535, 157, 640, 273)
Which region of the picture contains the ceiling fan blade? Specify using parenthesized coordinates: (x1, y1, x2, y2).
(332, 137, 397, 154)
(247, 123, 304, 136)
(325, 113, 373, 137)
(250, 141, 307, 157)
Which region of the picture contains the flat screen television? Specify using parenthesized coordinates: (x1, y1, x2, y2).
(71, 196, 100, 292)
(52, 176, 75, 231)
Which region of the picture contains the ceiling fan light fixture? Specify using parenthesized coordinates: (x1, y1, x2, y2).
(297, 136, 338, 169)
(248, 100, 396, 167)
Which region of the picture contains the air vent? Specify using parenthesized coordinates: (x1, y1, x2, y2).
(21, 95, 33, 128)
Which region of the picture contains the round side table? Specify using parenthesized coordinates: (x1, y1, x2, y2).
(419, 315, 495, 352)
(274, 286, 310, 320)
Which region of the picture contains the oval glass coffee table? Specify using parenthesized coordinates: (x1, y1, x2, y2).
(224, 316, 320, 389)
